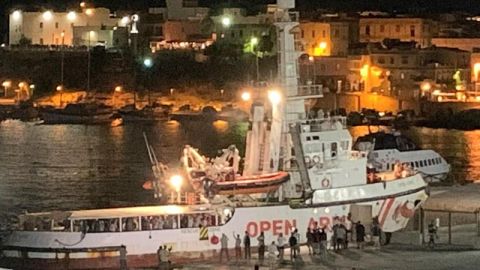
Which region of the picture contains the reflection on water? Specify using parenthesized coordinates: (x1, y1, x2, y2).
(0, 121, 476, 226)
(0, 120, 247, 225)
(350, 126, 480, 183)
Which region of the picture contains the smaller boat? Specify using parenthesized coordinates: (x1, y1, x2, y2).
(40, 103, 114, 124)
(353, 130, 450, 182)
(216, 105, 249, 122)
(119, 103, 172, 122)
(170, 105, 218, 122)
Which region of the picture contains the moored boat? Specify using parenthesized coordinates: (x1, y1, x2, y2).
(40, 103, 114, 124)
(354, 130, 450, 182)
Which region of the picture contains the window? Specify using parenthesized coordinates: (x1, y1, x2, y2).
(395, 25, 400, 32)
(380, 25, 385, 32)
(312, 136, 319, 140)
(415, 161, 419, 168)
(410, 25, 415, 37)
(390, 57, 394, 64)
(365, 25, 370, 36)
(306, 136, 311, 141)
(322, 30, 326, 38)
(336, 63, 340, 70)
(378, 56, 385, 64)
(301, 30, 304, 38)
(401, 56, 409, 65)
(55, 22, 59, 29)
(40, 38, 44, 45)
(312, 30, 315, 38)
(331, 142, 338, 158)
(39, 22, 43, 29)
(239, 29, 243, 37)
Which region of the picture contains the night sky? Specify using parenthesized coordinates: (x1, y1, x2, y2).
(1, 0, 480, 42)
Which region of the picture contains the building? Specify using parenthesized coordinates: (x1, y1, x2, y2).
(212, 7, 277, 54)
(298, 21, 354, 57)
(9, 8, 120, 46)
(72, 25, 128, 48)
(347, 42, 470, 98)
(359, 17, 437, 48)
(432, 38, 480, 52)
(165, 0, 209, 20)
(299, 56, 349, 92)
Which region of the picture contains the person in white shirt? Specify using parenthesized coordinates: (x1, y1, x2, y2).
(268, 241, 277, 269)
(277, 233, 286, 261)
(219, 233, 229, 262)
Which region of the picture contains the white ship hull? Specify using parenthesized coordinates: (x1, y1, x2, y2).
(1, 175, 428, 269)
(370, 149, 450, 183)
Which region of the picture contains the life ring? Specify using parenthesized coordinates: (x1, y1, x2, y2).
(321, 178, 330, 188)
(210, 234, 219, 245)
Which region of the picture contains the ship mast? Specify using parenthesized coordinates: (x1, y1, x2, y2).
(243, 0, 322, 179)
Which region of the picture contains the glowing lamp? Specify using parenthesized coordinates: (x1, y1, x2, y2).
(2, 81, 12, 88)
(268, 90, 281, 105)
(143, 58, 153, 68)
(319, 41, 327, 50)
(114, 86, 122, 92)
(221, 17, 231, 27)
(85, 8, 94, 16)
(421, 82, 431, 92)
(169, 175, 183, 192)
(241, 91, 251, 101)
(56, 85, 63, 91)
(42, 11, 53, 21)
(67, 11, 76, 21)
(12, 10, 21, 21)
(120, 16, 130, 25)
(250, 37, 258, 46)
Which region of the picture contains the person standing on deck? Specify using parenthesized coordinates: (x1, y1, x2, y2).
(220, 233, 229, 262)
(293, 229, 301, 256)
(268, 241, 277, 269)
(257, 231, 265, 262)
(244, 231, 251, 259)
(234, 233, 242, 260)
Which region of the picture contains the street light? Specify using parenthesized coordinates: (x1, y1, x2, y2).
(115, 86, 123, 92)
(143, 58, 153, 68)
(241, 91, 251, 101)
(85, 8, 94, 16)
(80, 2, 86, 8)
(2, 80, 11, 97)
(56, 85, 64, 107)
(221, 16, 231, 27)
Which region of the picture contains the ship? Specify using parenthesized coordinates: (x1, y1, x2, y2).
(0, 1, 428, 269)
(354, 130, 450, 182)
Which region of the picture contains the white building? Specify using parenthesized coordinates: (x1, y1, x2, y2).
(9, 8, 119, 46)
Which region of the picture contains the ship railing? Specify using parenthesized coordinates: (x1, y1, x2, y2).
(289, 116, 347, 132)
(287, 85, 324, 100)
(274, 11, 299, 22)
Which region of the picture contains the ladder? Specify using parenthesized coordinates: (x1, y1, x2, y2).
(289, 123, 312, 193)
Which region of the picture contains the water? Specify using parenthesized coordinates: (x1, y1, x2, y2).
(0, 120, 478, 225)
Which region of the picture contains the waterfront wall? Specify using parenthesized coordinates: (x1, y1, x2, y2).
(315, 92, 420, 114)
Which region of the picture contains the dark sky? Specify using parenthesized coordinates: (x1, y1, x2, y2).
(1, 0, 480, 42)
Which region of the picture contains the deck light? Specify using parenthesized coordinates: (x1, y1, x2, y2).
(268, 90, 281, 105)
(12, 10, 21, 21)
(221, 17, 231, 27)
(67, 11, 76, 21)
(170, 175, 183, 192)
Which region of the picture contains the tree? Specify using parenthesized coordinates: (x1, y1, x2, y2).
(18, 35, 32, 47)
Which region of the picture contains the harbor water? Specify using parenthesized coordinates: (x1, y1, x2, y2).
(0, 120, 479, 227)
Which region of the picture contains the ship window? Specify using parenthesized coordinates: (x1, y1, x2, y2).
(179, 214, 216, 228)
(410, 162, 414, 168)
(386, 163, 390, 170)
(340, 141, 349, 151)
(331, 142, 337, 158)
(415, 161, 419, 168)
(306, 136, 311, 141)
(428, 159, 432, 166)
(313, 136, 319, 140)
